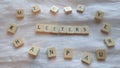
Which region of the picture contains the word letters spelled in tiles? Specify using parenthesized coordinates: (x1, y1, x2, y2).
(96, 49, 106, 60)
(32, 5, 41, 14)
(64, 6, 72, 14)
(81, 52, 92, 65)
(101, 23, 111, 34)
(28, 45, 40, 57)
(13, 37, 24, 48)
(64, 48, 73, 59)
(35, 24, 89, 35)
(94, 11, 104, 23)
(77, 4, 85, 13)
(104, 37, 115, 47)
(50, 5, 59, 14)
(16, 9, 24, 19)
(7, 23, 18, 35)
(47, 47, 56, 59)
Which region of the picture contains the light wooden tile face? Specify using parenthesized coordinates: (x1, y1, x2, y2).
(28, 46, 40, 57)
(64, 6, 72, 14)
(77, 4, 85, 13)
(81, 26, 89, 35)
(81, 52, 92, 65)
(59, 25, 67, 34)
(94, 11, 104, 23)
(74, 26, 82, 34)
(7, 23, 18, 35)
(43, 24, 52, 33)
(104, 37, 115, 47)
(96, 49, 106, 60)
(32, 5, 40, 14)
(16, 9, 24, 19)
(101, 23, 111, 34)
(51, 25, 59, 33)
(66, 26, 75, 34)
(64, 48, 73, 59)
(50, 5, 59, 14)
(13, 37, 24, 48)
(47, 47, 56, 59)
(35, 24, 44, 33)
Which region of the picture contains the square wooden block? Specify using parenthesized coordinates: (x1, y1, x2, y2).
(59, 25, 67, 34)
(7, 23, 18, 35)
(104, 37, 115, 47)
(101, 23, 111, 34)
(43, 24, 52, 33)
(64, 6, 72, 14)
(50, 5, 59, 14)
(32, 5, 40, 14)
(13, 37, 24, 48)
(77, 4, 85, 13)
(35, 24, 44, 33)
(64, 48, 73, 59)
(16, 9, 24, 19)
(66, 26, 75, 34)
(51, 25, 59, 34)
(47, 47, 56, 59)
(94, 11, 104, 23)
(81, 26, 89, 35)
(74, 26, 82, 34)
(28, 45, 40, 57)
(96, 49, 106, 60)
(81, 52, 92, 65)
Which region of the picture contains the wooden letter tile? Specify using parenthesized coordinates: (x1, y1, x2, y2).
(77, 4, 85, 13)
(51, 25, 59, 34)
(81, 26, 89, 35)
(81, 52, 92, 65)
(104, 37, 115, 47)
(74, 26, 82, 34)
(101, 23, 111, 34)
(66, 26, 75, 34)
(64, 48, 73, 59)
(50, 5, 59, 14)
(13, 37, 24, 48)
(35, 24, 44, 33)
(94, 11, 104, 23)
(16, 9, 24, 19)
(96, 49, 106, 60)
(64, 6, 72, 14)
(28, 45, 40, 57)
(58, 25, 67, 34)
(47, 47, 56, 59)
(43, 24, 52, 33)
(7, 23, 18, 35)
(32, 5, 40, 14)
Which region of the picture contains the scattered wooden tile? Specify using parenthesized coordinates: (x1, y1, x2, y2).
(96, 49, 106, 60)
(101, 23, 111, 34)
(13, 37, 24, 48)
(7, 23, 18, 35)
(47, 47, 56, 59)
(104, 37, 115, 47)
(64, 48, 73, 59)
(94, 11, 104, 23)
(64, 6, 72, 14)
(50, 5, 59, 14)
(77, 4, 85, 13)
(32, 5, 40, 14)
(16, 9, 24, 19)
(81, 52, 92, 65)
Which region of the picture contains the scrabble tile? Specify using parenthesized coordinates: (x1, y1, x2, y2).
(59, 25, 67, 34)
(7, 23, 18, 35)
(35, 24, 44, 33)
(64, 48, 73, 59)
(64, 6, 72, 14)
(13, 37, 24, 48)
(96, 49, 106, 60)
(28, 45, 40, 57)
(101, 23, 111, 34)
(51, 25, 59, 33)
(94, 11, 104, 23)
(43, 24, 52, 33)
(81, 52, 92, 65)
(66, 26, 75, 34)
(47, 47, 56, 59)
(74, 26, 82, 34)
(77, 4, 85, 13)
(50, 5, 59, 14)
(32, 5, 40, 14)
(81, 26, 89, 35)
(16, 9, 24, 19)
(104, 37, 115, 47)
